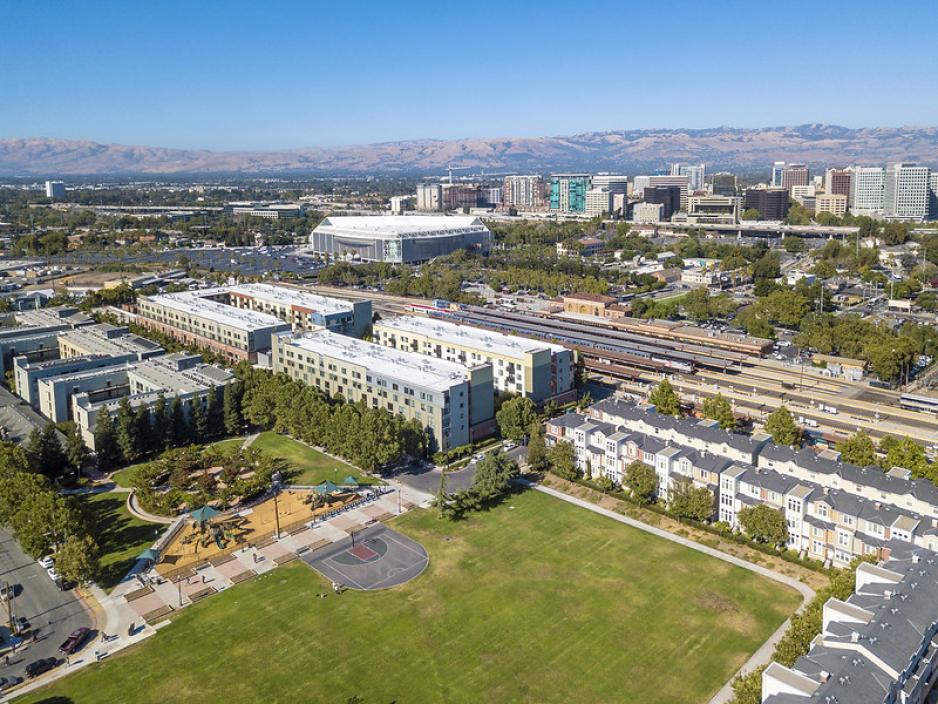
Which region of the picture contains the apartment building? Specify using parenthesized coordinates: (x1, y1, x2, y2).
(762, 544, 938, 704)
(372, 315, 574, 403)
(547, 398, 938, 566)
(502, 175, 545, 210)
(549, 174, 591, 213)
(584, 188, 613, 217)
(58, 323, 164, 361)
(225, 283, 371, 337)
(271, 330, 496, 450)
(136, 288, 291, 363)
(0, 326, 66, 375)
(73, 352, 234, 451)
(14, 354, 132, 410)
(39, 365, 130, 423)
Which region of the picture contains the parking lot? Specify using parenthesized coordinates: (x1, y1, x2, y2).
(0, 529, 93, 688)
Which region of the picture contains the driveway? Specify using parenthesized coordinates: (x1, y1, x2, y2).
(393, 444, 529, 496)
(0, 529, 93, 686)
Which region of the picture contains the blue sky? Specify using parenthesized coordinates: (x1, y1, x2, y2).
(1, 0, 935, 150)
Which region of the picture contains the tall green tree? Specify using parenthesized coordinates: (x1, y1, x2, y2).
(524, 422, 548, 472)
(495, 396, 538, 442)
(152, 393, 169, 450)
(223, 381, 243, 436)
(191, 399, 209, 440)
(64, 424, 90, 475)
(883, 436, 929, 477)
(469, 451, 518, 504)
(701, 394, 735, 430)
(624, 461, 657, 504)
(548, 441, 579, 481)
(94, 412, 121, 471)
(668, 478, 713, 522)
(54, 534, 100, 585)
(206, 387, 224, 437)
(836, 431, 876, 467)
(115, 397, 140, 463)
(648, 379, 681, 416)
(739, 504, 788, 545)
(765, 406, 801, 447)
(26, 422, 67, 479)
(171, 396, 189, 447)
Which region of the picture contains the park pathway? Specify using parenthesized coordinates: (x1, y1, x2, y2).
(525, 481, 815, 704)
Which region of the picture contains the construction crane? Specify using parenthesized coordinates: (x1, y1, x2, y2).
(446, 165, 471, 183)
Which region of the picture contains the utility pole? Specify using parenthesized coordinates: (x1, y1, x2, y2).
(273, 489, 281, 539)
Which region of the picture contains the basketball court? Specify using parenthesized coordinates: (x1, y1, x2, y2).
(302, 524, 429, 591)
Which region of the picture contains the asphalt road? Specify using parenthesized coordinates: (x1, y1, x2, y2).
(0, 529, 93, 685)
(392, 444, 529, 497)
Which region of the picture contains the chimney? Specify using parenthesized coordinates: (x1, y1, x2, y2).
(820, 671, 831, 684)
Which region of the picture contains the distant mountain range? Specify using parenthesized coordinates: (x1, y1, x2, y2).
(2, 125, 938, 177)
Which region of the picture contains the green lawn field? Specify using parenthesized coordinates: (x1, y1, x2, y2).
(28, 490, 800, 704)
(250, 431, 375, 486)
(80, 491, 161, 590)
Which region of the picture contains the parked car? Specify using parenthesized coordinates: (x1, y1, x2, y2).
(25, 658, 58, 678)
(58, 627, 91, 655)
(0, 675, 23, 690)
(38, 555, 54, 570)
(503, 441, 516, 450)
(473, 453, 485, 462)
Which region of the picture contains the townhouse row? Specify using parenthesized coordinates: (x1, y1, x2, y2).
(547, 397, 938, 566)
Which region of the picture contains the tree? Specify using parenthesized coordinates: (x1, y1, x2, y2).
(765, 406, 801, 447)
(525, 422, 548, 472)
(668, 478, 713, 522)
(470, 451, 518, 504)
(884, 436, 929, 477)
(26, 422, 67, 479)
(836, 431, 876, 467)
(191, 399, 209, 440)
(548, 441, 579, 481)
(54, 534, 100, 585)
(152, 393, 169, 450)
(648, 379, 681, 416)
(94, 411, 121, 470)
(495, 397, 538, 442)
(781, 235, 806, 253)
(171, 396, 189, 447)
(738, 504, 788, 545)
(701, 394, 735, 430)
(115, 397, 140, 463)
(624, 461, 657, 504)
(65, 424, 90, 475)
(741, 208, 760, 221)
(206, 387, 224, 438)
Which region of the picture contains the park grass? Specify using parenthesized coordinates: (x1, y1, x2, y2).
(110, 438, 246, 488)
(23, 490, 801, 704)
(79, 492, 162, 590)
(250, 431, 375, 486)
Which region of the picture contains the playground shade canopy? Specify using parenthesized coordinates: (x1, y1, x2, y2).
(313, 480, 340, 495)
(136, 547, 160, 562)
(341, 476, 359, 487)
(190, 505, 221, 522)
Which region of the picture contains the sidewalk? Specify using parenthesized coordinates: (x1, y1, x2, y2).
(525, 481, 815, 704)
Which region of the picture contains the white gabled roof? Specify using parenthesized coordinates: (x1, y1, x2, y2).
(316, 215, 487, 239)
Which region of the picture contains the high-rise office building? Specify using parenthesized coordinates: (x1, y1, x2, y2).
(669, 163, 705, 192)
(929, 173, 938, 220)
(631, 176, 651, 199)
(884, 163, 930, 220)
(781, 164, 810, 192)
(648, 175, 689, 211)
(711, 172, 737, 197)
(644, 185, 681, 220)
(590, 174, 629, 195)
(771, 161, 786, 187)
(502, 175, 545, 209)
(549, 174, 591, 213)
(45, 181, 65, 199)
(824, 168, 852, 198)
(849, 167, 885, 214)
(744, 188, 790, 220)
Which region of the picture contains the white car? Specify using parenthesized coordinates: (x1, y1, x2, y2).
(504, 441, 516, 450)
(473, 453, 485, 462)
(38, 556, 54, 570)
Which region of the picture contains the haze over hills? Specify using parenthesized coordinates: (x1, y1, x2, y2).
(2, 124, 938, 177)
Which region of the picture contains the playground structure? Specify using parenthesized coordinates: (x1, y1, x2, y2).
(154, 488, 360, 577)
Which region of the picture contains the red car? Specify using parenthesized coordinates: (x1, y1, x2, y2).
(58, 627, 91, 655)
